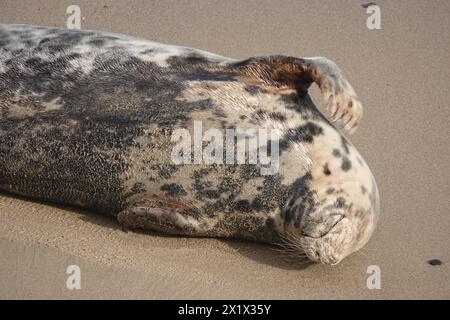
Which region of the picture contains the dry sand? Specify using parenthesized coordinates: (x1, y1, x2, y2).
(0, 0, 449, 299)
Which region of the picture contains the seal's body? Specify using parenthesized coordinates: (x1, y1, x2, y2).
(0, 25, 379, 265)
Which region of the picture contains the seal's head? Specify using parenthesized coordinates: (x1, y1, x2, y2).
(279, 180, 380, 266)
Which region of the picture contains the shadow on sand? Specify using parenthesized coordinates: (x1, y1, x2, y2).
(0, 190, 314, 271)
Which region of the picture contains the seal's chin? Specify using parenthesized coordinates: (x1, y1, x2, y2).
(299, 218, 356, 266)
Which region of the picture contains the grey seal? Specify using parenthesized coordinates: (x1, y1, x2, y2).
(0, 24, 379, 265)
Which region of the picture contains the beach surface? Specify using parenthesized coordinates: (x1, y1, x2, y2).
(0, 0, 449, 299)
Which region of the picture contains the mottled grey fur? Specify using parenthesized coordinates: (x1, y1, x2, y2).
(0, 25, 379, 265)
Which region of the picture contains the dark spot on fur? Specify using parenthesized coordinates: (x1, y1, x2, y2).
(250, 109, 266, 123)
(244, 85, 263, 95)
(281, 173, 315, 227)
(88, 38, 106, 47)
(323, 163, 331, 176)
(335, 197, 346, 208)
(213, 109, 227, 118)
(341, 157, 352, 171)
(204, 189, 220, 199)
(326, 188, 335, 194)
(279, 92, 321, 119)
(151, 163, 179, 179)
(361, 185, 367, 194)
(23, 40, 34, 47)
(184, 53, 209, 64)
(250, 198, 264, 211)
(25, 57, 44, 68)
(65, 52, 83, 60)
(167, 53, 209, 67)
(182, 206, 202, 218)
(131, 182, 146, 194)
(265, 216, 275, 229)
(234, 200, 252, 212)
(332, 149, 341, 157)
(268, 112, 287, 122)
(140, 48, 156, 55)
(160, 183, 187, 197)
(280, 122, 323, 150)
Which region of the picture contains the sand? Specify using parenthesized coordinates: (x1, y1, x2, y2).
(0, 0, 449, 299)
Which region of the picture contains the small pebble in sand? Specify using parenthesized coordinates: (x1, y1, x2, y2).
(427, 259, 442, 266)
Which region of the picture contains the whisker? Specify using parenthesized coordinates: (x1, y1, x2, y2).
(356, 249, 369, 259)
(273, 231, 312, 264)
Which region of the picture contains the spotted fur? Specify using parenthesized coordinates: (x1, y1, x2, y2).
(0, 25, 379, 265)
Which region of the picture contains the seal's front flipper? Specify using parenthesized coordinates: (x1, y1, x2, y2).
(235, 55, 363, 133)
(303, 57, 363, 133)
(117, 207, 205, 236)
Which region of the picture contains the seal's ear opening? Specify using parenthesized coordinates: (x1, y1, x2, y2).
(233, 55, 364, 134)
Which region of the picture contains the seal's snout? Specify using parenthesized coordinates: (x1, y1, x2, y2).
(299, 218, 354, 266)
(294, 206, 351, 265)
(278, 214, 354, 266)
(298, 204, 378, 265)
